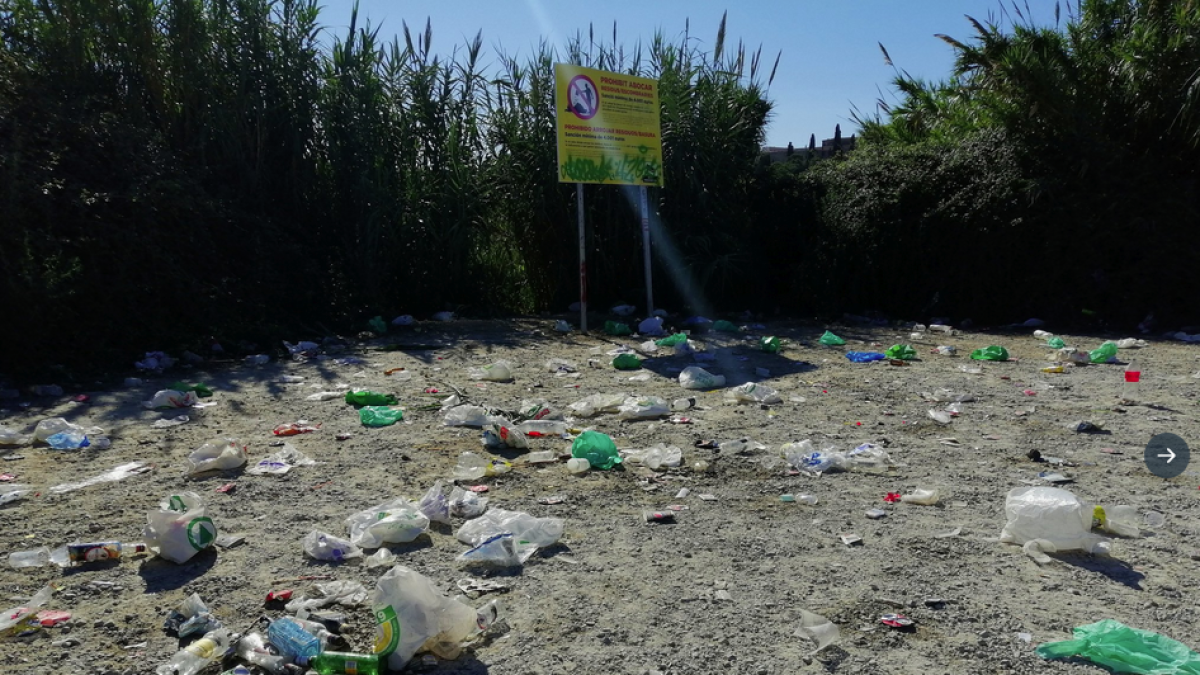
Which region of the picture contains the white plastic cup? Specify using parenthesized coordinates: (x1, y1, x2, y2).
(566, 458, 590, 474)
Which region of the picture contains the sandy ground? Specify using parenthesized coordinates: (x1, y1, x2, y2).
(0, 317, 1198, 675)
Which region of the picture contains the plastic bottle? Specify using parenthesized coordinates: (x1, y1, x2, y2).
(525, 451, 557, 464)
(155, 628, 232, 675)
(235, 632, 287, 674)
(566, 457, 590, 474)
(310, 651, 381, 675)
(267, 617, 320, 665)
(9, 541, 147, 568)
(515, 420, 567, 437)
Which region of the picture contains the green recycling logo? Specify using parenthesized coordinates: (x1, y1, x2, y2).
(186, 517, 217, 550)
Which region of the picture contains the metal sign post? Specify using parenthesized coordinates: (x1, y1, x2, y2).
(577, 183, 587, 332)
(640, 186, 653, 315)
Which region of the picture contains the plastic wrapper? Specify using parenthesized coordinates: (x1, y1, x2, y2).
(302, 530, 362, 562)
(999, 487, 1111, 558)
(48, 461, 149, 494)
(568, 392, 626, 417)
(638, 316, 666, 336)
(0, 584, 56, 637)
(845, 351, 886, 362)
(143, 492, 217, 564)
(885, 344, 917, 360)
(970, 345, 1010, 361)
(34, 418, 89, 442)
(0, 426, 30, 446)
(442, 405, 492, 428)
(794, 609, 839, 654)
(360, 406, 404, 427)
(452, 452, 511, 480)
(346, 498, 429, 548)
(458, 533, 539, 567)
(1089, 341, 1119, 364)
(1036, 619, 1200, 673)
(725, 382, 781, 404)
(818, 331, 845, 346)
(678, 366, 725, 390)
(246, 443, 315, 476)
(186, 439, 247, 476)
(612, 354, 642, 370)
(617, 396, 670, 420)
(455, 508, 563, 548)
(468, 361, 513, 382)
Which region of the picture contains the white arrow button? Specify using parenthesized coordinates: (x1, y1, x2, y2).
(1157, 448, 1177, 463)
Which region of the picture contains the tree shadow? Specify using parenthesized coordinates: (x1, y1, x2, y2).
(138, 549, 219, 593)
(1054, 552, 1145, 590)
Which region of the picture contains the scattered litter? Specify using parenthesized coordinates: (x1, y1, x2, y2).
(246, 443, 315, 476)
(49, 461, 150, 494)
(840, 533, 863, 546)
(152, 416, 189, 428)
(866, 508, 887, 519)
(272, 421, 320, 436)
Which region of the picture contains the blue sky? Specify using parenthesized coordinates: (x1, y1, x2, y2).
(316, 0, 1064, 147)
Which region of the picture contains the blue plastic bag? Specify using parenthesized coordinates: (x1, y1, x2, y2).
(845, 351, 886, 363)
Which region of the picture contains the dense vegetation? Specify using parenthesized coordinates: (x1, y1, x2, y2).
(2, 0, 1197, 377)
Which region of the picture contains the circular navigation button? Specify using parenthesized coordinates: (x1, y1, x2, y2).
(1144, 433, 1190, 479)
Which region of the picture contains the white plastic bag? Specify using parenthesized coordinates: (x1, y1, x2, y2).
(458, 533, 539, 567)
(186, 439, 247, 476)
(638, 316, 666, 336)
(142, 390, 198, 409)
(372, 565, 479, 669)
(679, 366, 725, 390)
(0, 425, 30, 446)
(617, 396, 670, 420)
(442, 405, 491, 427)
(34, 418, 86, 442)
(568, 392, 626, 417)
(641, 443, 682, 469)
(346, 499, 430, 548)
(449, 487, 488, 518)
(998, 487, 1111, 558)
(469, 361, 513, 382)
(143, 493, 218, 564)
(455, 508, 563, 548)
(302, 530, 363, 562)
(725, 382, 782, 404)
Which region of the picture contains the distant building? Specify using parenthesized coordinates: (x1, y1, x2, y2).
(762, 133, 856, 163)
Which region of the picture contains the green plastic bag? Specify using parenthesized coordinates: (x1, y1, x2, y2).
(970, 345, 1009, 361)
(819, 330, 846, 346)
(655, 333, 688, 347)
(712, 320, 740, 333)
(1047, 337, 1066, 349)
(571, 430, 622, 470)
(170, 381, 213, 398)
(345, 390, 398, 407)
(885, 344, 916, 360)
(1090, 341, 1118, 364)
(760, 336, 781, 353)
(613, 354, 642, 370)
(359, 406, 403, 427)
(604, 321, 632, 336)
(369, 315, 387, 334)
(1036, 619, 1200, 674)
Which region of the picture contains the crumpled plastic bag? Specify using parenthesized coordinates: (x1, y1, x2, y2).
(568, 392, 626, 417)
(419, 482, 452, 524)
(186, 439, 247, 476)
(346, 498, 430, 548)
(655, 333, 688, 347)
(785, 442, 890, 475)
(142, 390, 198, 409)
(455, 508, 563, 548)
(0, 584, 56, 637)
(360, 406, 404, 427)
(1036, 619, 1200, 673)
(679, 366, 725, 390)
(604, 321, 632, 336)
(34, 418, 96, 442)
(885, 344, 916, 360)
(612, 353, 642, 370)
(0, 425, 30, 446)
(143, 492, 217, 564)
(617, 396, 670, 420)
(999, 486, 1111, 560)
(302, 530, 362, 562)
(638, 317, 666, 336)
(623, 443, 682, 469)
(469, 361, 514, 382)
(443, 405, 506, 428)
(794, 609, 840, 654)
(449, 487, 489, 518)
(818, 331, 845, 346)
(845, 351, 886, 362)
(1089, 341, 1119, 364)
(970, 345, 1009, 361)
(285, 580, 369, 613)
(135, 351, 175, 372)
(371, 565, 479, 669)
(712, 320, 740, 333)
(760, 336, 781, 353)
(725, 382, 781, 404)
(458, 533, 539, 567)
(571, 430, 622, 470)
(246, 443, 315, 476)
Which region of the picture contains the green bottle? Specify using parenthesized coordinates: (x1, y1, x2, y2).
(344, 390, 398, 406)
(311, 651, 381, 675)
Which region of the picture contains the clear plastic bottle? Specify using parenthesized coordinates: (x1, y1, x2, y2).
(515, 420, 567, 437)
(155, 628, 232, 675)
(9, 541, 146, 568)
(566, 457, 590, 474)
(267, 617, 320, 665)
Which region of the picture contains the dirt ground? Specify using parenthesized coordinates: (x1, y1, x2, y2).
(1, 316, 1198, 675)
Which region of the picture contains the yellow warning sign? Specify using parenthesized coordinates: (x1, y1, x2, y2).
(555, 64, 663, 186)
